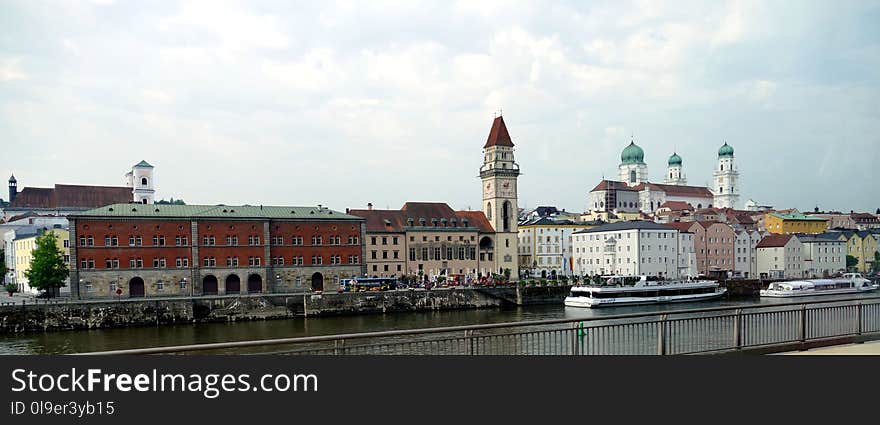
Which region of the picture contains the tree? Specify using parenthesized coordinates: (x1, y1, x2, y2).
(0, 248, 6, 277)
(24, 232, 69, 296)
(846, 255, 859, 272)
(874, 252, 880, 274)
(156, 197, 186, 205)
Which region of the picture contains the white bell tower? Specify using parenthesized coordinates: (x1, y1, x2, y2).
(713, 143, 739, 209)
(126, 160, 155, 204)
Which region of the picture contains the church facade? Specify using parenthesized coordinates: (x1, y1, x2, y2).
(588, 139, 742, 214)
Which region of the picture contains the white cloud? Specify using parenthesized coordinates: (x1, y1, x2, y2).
(0, 58, 26, 81)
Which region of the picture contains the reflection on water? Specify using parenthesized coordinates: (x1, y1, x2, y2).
(1, 292, 876, 354)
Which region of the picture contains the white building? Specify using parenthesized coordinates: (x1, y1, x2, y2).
(572, 221, 684, 279)
(676, 231, 698, 278)
(712, 143, 740, 209)
(734, 230, 763, 279)
(756, 234, 806, 279)
(797, 234, 846, 278)
(588, 180, 640, 213)
(517, 217, 600, 279)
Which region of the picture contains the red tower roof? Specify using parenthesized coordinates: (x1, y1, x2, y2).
(484, 116, 514, 148)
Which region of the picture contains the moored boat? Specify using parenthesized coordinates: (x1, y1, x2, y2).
(759, 273, 879, 298)
(564, 275, 726, 308)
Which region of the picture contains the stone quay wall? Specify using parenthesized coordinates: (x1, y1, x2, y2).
(0, 287, 529, 334)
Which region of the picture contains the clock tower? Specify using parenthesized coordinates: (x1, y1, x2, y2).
(480, 116, 520, 280)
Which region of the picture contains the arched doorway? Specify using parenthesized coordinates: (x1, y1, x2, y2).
(541, 270, 547, 279)
(247, 274, 263, 293)
(225, 274, 240, 294)
(311, 272, 324, 292)
(129, 277, 145, 298)
(203, 275, 218, 295)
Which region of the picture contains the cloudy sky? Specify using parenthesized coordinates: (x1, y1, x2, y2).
(1, 0, 878, 214)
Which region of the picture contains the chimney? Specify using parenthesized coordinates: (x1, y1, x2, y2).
(318, 204, 322, 210)
(367, 202, 373, 211)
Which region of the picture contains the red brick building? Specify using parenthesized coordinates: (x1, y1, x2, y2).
(68, 203, 366, 299)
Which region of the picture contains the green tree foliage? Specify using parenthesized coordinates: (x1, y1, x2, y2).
(846, 255, 859, 271)
(155, 198, 186, 205)
(24, 232, 69, 295)
(0, 248, 6, 276)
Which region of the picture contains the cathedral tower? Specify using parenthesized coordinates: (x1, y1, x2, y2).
(664, 152, 687, 185)
(713, 142, 739, 209)
(480, 116, 520, 279)
(618, 137, 648, 186)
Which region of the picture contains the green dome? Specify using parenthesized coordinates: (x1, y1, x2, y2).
(718, 142, 734, 158)
(668, 152, 682, 166)
(621, 141, 645, 165)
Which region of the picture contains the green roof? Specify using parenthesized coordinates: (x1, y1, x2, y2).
(718, 143, 734, 158)
(621, 141, 645, 165)
(133, 160, 153, 168)
(668, 152, 682, 166)
(769, 213, 828, 221)
(70, 203, 363, 220)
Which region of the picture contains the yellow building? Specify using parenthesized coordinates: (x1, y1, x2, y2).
(841, 231, 878, 273)
(12, 228, 70, 294)
(764, 213, 828, 235)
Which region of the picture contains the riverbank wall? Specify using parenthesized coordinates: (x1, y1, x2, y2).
(0, 286, 574, 334)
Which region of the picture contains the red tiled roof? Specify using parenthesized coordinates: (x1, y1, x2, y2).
(659, 201, 693, 211)
(349, 202, 495, 233)
(590, 180, 635, 192)
(10, 184, 132, 209)
(665, 222, 697, 232)
(484, 116, 514, 148)
(757, 234, 793, 248)
(638, 182, 713, 198)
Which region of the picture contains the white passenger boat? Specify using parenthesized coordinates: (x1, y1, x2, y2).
(759, 273, 879, 298)
(564, 275, 726, 308)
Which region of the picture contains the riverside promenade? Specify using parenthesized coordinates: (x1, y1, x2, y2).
(781, 340, 880, 355)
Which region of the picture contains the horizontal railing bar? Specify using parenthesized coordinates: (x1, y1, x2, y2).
(76, 295, 880, 355)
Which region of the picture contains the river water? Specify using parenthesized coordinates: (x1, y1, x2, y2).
(2, 292, 878, 354)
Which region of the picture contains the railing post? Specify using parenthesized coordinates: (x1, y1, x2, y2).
(733, 309, 742, 350)
(333, 339, 345, 355)
(657, 315, 668, 355)
(570, 323, 578, 356)
(465, 330, 474, 355)
(799, 304, 807, 343)
(856, 302, 863, 336)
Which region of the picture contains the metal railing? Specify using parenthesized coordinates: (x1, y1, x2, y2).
(78, 295, 880, 356)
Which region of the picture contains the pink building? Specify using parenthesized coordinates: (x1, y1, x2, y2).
(667, 221, 735, 277)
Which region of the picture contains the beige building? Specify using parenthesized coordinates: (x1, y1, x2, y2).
(756, 234, 806, 279)
(12, 227, 70, 294)
(348, 202, 497, 282)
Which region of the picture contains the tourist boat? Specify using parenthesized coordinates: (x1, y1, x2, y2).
(759, 273, 879, 298)
(564, 275, 726, 308)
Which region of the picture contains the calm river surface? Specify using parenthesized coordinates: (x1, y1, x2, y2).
(2, 292, 878, 354)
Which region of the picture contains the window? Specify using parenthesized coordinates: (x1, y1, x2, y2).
(330, 255, 341, 265)
(409, 248, 416, 261)
(292, 236, 303, 245)
(371, 237, 377, 245)
(392, 237, 398, 245)
(312, 255, 323, 265)
(312, 236, 322, 245)
(203, 236, 215, 246)
(63, 239, 70, 248)
(248, 235, 260, 246)
(371, 251, 377, 259)
(382, 237, 387, 245)
(348, 255, 359, 264)
(292, 256, 304, 265)
(421, 248, 428, 260)
(394, 250, 400, 259)
(348, 236, 358, 245)
(382, 251, 388, 259)
(176, 258, 183, 268)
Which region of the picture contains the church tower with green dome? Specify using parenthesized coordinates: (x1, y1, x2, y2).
(617, 137, 648, 187)
(664, 152, 687, 185)
(713, 142, 739, 208)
